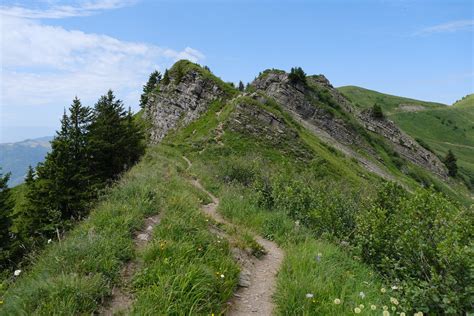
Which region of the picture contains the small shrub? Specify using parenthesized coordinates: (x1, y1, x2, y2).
(372, 103, 384, 118)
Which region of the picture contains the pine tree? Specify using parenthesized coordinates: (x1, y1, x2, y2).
(238, 81, 245, 92)
(140, 70, 162, 108)
(88, 90, 144, 185)
(444, 150, 458, 177)
(0, 169, 13, 269)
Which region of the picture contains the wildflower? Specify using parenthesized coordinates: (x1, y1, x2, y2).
(415, 312, 424, 316)
(391, 285, 398, 290)
(306, 293, 314, 298)
(382, 311, 390, 316)
(359, 304, 364, 309)
(400, 313, 406, 316)
(383, 305, 388, 311)
(354, 307, 361, 314)
(381, 287, 387, 293)
(47, 239, 52, 244)
(14, 269, 21, 276)
(370, 305, 376, 310)
(0, 300, 3, 304)
(391, 306, 396, 311)
(312, 299, 316, 303)
(295, 220, 300, 226)
(220, 274, 225, 279)
(359, 291, 365, 299)
(334, 298, 341, 305)
(390, 297, 399, 305)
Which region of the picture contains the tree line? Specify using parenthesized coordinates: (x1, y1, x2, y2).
(1, 90, 145, 272)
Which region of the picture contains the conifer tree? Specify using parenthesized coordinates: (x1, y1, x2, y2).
(88, 90, 144, 185)
(238, 81, 245, 92)
(444, 150, 458, 177)
(140, 70, 162, 108)
(19, 97, 93, 238)
(0, 169, 13, 268)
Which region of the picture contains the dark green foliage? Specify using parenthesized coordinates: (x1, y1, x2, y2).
(162, 69, 170, 85)
(288, 67, 307, 86)
(238, 81, 245, 92)
(16, 98, 93, 243)
(372, 103, 384, 118)
(88, 90, 145, 186)
(356, 183, 473, 314)
(443, 149, 458, 177)
(140, 70, 161, 108)
(12, 93, 145, 266)
(0, 169, 14, 270)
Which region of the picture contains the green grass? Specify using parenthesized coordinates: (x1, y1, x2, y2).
(453, 93, 474, 108)
(339, 85, 474, 191)
(338, 85, 446, 114)
(0, 146, 239, 315)
(130, 173, 239, 314)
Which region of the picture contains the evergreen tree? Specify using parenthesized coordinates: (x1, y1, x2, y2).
(372, 103, 384, 119)
(19, 97, 93, 238)
(238, 81, 245, 92)
(288, 67, 307, 85)
(140, 70, 162, 108)
(0, 169, 13, 269)
(444, 150, 458, 177)
(88, 90, 144, 185)
(162, 69, 170, 85)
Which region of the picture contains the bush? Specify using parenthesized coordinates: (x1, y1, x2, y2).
(372, 103, 384, 118)
(356, 182, 474, 314)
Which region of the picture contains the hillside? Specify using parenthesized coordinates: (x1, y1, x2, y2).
(339, 86, 474, 189)
(453, 93, 474, 108)
(1, 61, 472, 315)
(0, 136, 52, 186)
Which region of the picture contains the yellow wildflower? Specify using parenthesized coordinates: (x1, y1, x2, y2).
(383, 311, 390, 316)
(354, 307, 361, 314)
(381, 287, 387, 293)
(370, 304, 376, 310)
(334, 298, 341, 305)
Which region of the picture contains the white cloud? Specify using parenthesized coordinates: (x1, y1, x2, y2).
(0, 0, 136, 19)
(0, 15, 205, 135)
(414, 20, 474, 36)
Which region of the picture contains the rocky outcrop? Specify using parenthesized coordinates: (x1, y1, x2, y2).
(358, 111, 448, 178)
(145, 69, 225, 143)
(226, 96, 312, 159)
(251, 72, 370, 150)
(251, 70, 448, 179)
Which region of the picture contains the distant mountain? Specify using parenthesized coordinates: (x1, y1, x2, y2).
(0, 136, 53, 187)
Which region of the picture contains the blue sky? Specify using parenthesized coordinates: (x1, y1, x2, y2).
(1, 0, 472, 142)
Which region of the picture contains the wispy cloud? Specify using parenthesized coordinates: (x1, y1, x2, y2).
(0, 14, 205, 137)
(414, 20, 474, 36)
(0, 0, 136, 19)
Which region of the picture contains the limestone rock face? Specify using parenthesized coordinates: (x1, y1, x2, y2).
(252, 71, 448, 179)
(251, 72, 370, 150)
(145, 70, 224, 143)
(358, 111, 448, 178)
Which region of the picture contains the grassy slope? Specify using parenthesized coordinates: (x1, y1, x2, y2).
(1, 93, 396, 315)
(3, 66, 466, 314)
(339, 86, 474, 189)
(453, 93, 474, 108)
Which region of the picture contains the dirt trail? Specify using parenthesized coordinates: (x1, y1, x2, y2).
(100, 214, 162, 315)
(183, 156, 284, 315)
